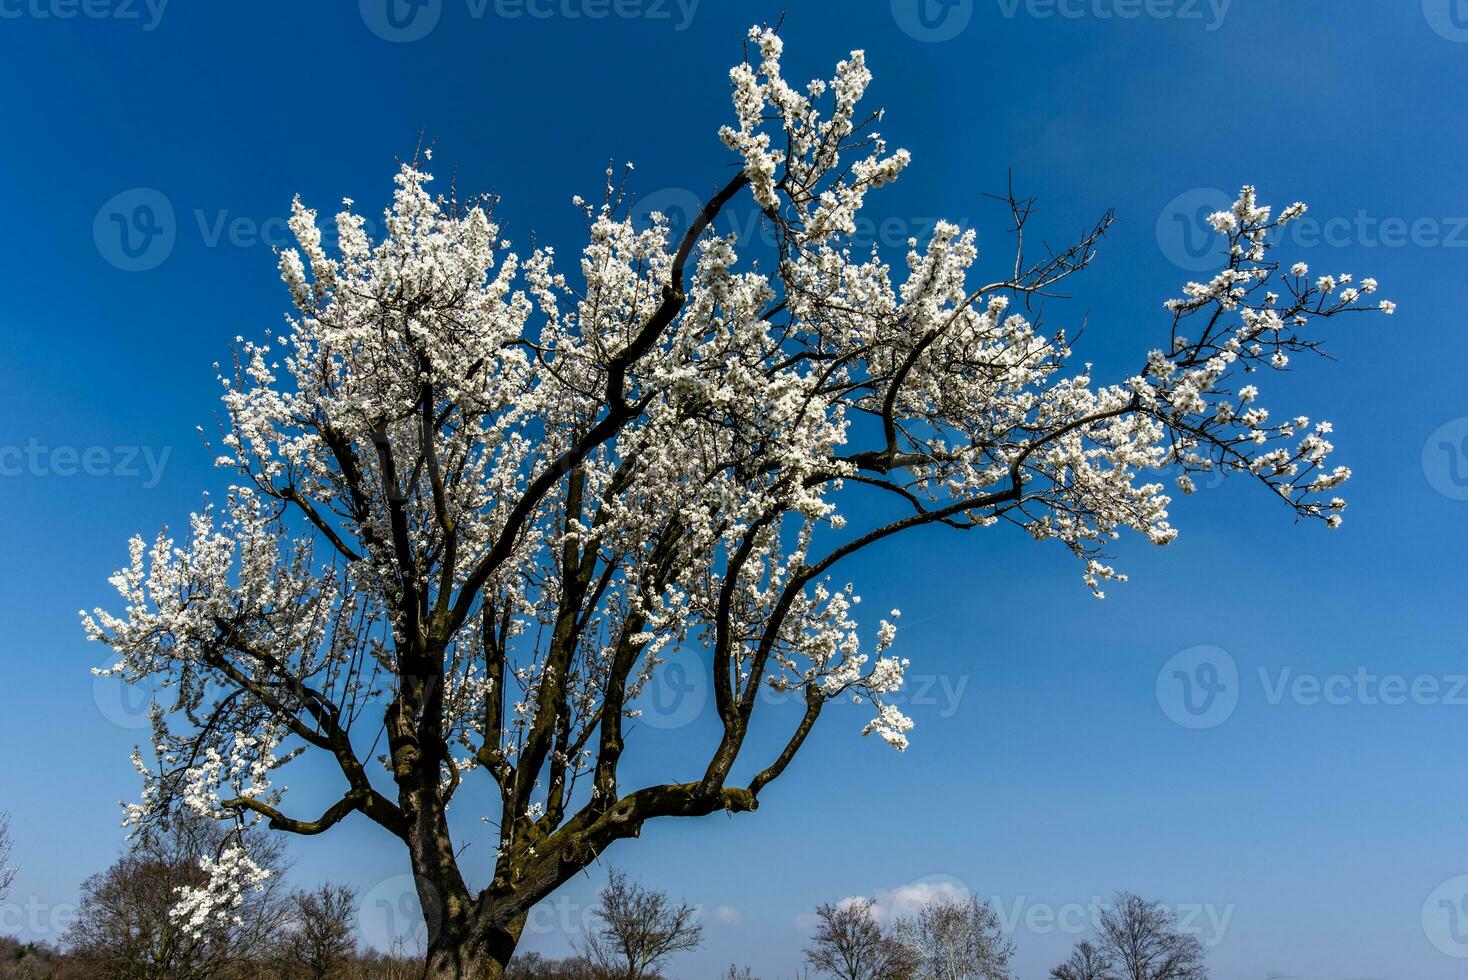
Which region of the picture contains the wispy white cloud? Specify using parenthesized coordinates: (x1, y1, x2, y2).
(710, 904, 744, 927)
(797, 875, 972, 930)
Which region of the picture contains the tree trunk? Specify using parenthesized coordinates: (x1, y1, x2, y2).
(420, 906, 524, 979)
(422, 938, 506, 980)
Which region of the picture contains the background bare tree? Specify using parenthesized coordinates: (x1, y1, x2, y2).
(64, 817, 290, 980)
(339, 945, 426, 980)
(894, 896, 1012, 980)
(0, 937, 79, 980)
(272, 883, 359, 979)
(576, 868, 702, 979)
(1049, 940, 1116, 980)
(804, 899, 919, 980)
(504, 951, 595, 979)
(1052, 893, 1206, 980)
(0, 813, 14, 904)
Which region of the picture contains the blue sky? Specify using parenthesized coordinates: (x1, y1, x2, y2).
(3, 1, 1467, 976)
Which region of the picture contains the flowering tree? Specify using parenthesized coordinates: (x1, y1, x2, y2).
(83, 26, 1392, 980)
(64, 817, 291, 978)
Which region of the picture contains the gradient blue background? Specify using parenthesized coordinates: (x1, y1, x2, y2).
(3, 1, 1467, 976)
